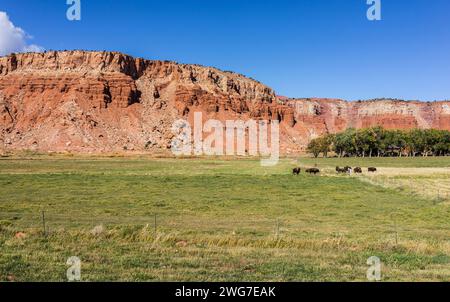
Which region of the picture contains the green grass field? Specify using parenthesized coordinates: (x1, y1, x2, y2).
(0, 155, 449, 281)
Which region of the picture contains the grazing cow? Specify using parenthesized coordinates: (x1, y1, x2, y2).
(306, 168, 320, 175)
(368, 167, 377, 173)
(336, 166, 346, 174)
(354, 167, 363, 174)
(337, 166, 352, 174)
(293, 168, 301, 175)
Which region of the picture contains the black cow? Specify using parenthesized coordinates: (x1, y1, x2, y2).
(306, 168, 320, 175)
(368, 167, 377, 173)
(293, 168, 301, 175)
(336, 166, 347, 174)
(354, 167, 363, 174)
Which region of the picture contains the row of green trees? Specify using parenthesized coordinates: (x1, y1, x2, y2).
(307, 127, 450, 158)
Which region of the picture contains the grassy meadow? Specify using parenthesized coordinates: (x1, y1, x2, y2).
(0, 155, 449, 281)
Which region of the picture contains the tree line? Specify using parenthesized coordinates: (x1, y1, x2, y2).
(307, 127, 450, 158)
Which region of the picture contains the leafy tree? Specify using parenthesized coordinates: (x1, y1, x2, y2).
(307, 138, 322, 158)
(307, 127, 450, 158)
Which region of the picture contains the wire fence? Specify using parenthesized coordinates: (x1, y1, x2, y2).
(0, 208, 445, 248)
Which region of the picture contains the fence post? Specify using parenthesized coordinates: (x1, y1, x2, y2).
(393, 216, 398, 246)
(154, 213, 157, 236)
(275, 219, 280, 240)
(41, 210, 47, 237)
(410, 180, 413, 196)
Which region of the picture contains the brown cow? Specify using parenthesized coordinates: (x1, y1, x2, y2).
(354, 167, 363, 174)
(368, 167, 377, 173)
(293, 168, 301, 175)
(306, 168, 320, 175)
(336, 167, 346, 174)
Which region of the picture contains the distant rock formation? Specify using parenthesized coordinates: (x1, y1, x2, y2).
(0, 51, 449, 155)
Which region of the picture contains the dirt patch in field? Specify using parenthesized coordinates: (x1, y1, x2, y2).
(372, 167, 450, 177)
(359, 167, 450, 202)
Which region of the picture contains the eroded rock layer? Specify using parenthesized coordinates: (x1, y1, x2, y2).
(0, 51, 449, 155)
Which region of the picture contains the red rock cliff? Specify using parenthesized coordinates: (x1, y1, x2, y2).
(0, 51, 449, 154)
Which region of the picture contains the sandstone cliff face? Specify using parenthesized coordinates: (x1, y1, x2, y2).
(285, 98, 450, 148)
(0, 51, 294, 154)
(0, 51, 449, 155)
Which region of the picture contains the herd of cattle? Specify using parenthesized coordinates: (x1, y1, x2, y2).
(293, 166, 377, 175)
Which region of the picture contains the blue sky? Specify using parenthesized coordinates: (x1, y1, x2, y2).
(1, 0, 449, 101)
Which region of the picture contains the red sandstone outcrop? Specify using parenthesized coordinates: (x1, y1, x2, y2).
(0, 51, 449, 155)
(285, 98, 450, 148)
